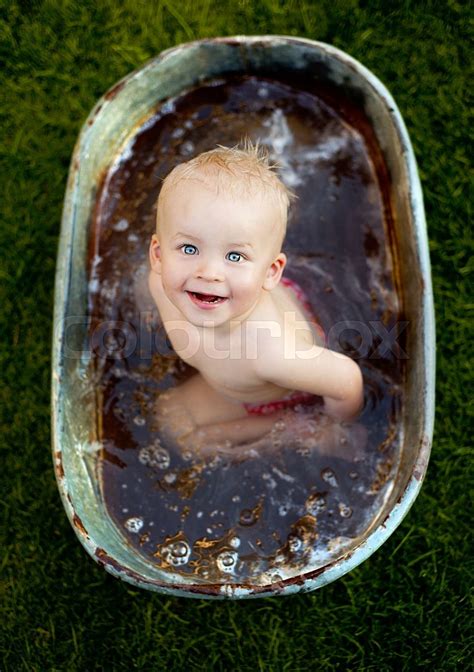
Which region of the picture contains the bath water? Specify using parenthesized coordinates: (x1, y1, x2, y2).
(88, 75, 404, 584)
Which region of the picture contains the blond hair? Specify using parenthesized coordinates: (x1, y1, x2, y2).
(157, 140, 295, 232)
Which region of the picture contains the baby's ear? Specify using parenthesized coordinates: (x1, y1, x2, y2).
(149, 234, 162, 274)
(263, 252, 287, 290)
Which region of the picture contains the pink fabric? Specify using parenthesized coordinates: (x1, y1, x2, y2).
(280, 276, 325, 343)
(243, 276, 324, 417)
(243, 390, 318, 416)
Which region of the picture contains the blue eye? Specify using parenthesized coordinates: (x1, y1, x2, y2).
(182, 244, 198, 255)
(227, 251, 242, 263)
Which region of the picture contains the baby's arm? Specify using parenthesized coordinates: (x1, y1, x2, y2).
(255, 338, 363, 422)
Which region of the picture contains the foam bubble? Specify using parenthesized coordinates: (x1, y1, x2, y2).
(163, 540, 191, 566)
(239, 509, 257, 526)
(138, 441, 170, 469)
(306, 492, 327, 514)
(338, 502, 353, 518)
(321, 467, 339, 487)
(124, 517, 144, 533)
(288, 534, 302, 553)
(216, 551, 238, 573)
(113, 218, 129, 232)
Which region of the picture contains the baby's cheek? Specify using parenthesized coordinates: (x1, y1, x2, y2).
(235, 280, 263, 305)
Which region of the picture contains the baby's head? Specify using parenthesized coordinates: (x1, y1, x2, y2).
(149, 142, 295, 327)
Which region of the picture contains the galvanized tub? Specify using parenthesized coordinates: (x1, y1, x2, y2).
(52, 36, 435, 598)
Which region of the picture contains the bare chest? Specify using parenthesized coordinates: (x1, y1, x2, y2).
(151, 274, 318, 402)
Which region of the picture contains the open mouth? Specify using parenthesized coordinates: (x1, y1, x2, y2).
(186, 291, 228, 306)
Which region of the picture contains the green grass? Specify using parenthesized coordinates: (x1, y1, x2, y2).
(1, 0, 472, 669)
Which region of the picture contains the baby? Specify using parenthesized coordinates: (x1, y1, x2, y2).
(148, 142, 364, 455)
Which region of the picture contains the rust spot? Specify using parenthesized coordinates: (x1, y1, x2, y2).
(215, 37, 245, 47)
(284, 562, 333, 586)
(413, 434, 431, 480)
(104, 80, 126, 101)
(102, 448, 127, 470)
(54, 451, 64, 479)
(87, 104, 103, 126)
(364, 227, 380, 257)
(95, 547, 126, 573)
(381, 512, 391, 528)
(420, 434, 431, 451)
(73, 513, 88, 537)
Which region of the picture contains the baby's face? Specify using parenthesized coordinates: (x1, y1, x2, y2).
(151, 180, 286, 328)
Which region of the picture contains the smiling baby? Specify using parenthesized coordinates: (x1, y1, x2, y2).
(148, 142, 364, 455)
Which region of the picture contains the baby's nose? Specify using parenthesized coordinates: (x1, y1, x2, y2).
(195, 257, 224, 282)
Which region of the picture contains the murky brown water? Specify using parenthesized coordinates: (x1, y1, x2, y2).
(88, 75, 404, 584)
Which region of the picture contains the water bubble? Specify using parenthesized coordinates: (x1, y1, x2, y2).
(163, 540, 191, 566)
(278, 504, 289, 517)
(307, 420, 318, 435)
(229, 536, 241, 549)
(171, 541, 188, 557)
(216, 551, 238, 573)
(273, 420, 286, 432)
(239, 509, 256, 526)
(164, 472, 177, 484)
(133, 416, 146, 426)
(306, 493, 327, 514)
(288, 534, 302, 553)
(180, 141, 194, 156)
(338, 502, 353, 518)
(138, 441, 170, 469)
(262, 473, 277, 489)
(208, 454, 223, 469)
(321, 467, 339, 487)
(232, 495, 241, 503)
(124, 517, 144, 533)
(296, 445, 311, 457)
(113, 218, 129, 232)
(349, 471, 359, 480)
(267, 571, 283, 583)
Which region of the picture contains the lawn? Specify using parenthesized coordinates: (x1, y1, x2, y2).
(1, 1, 472, 669)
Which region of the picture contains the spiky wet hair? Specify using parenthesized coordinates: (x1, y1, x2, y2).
(156, 139, 295, 229)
